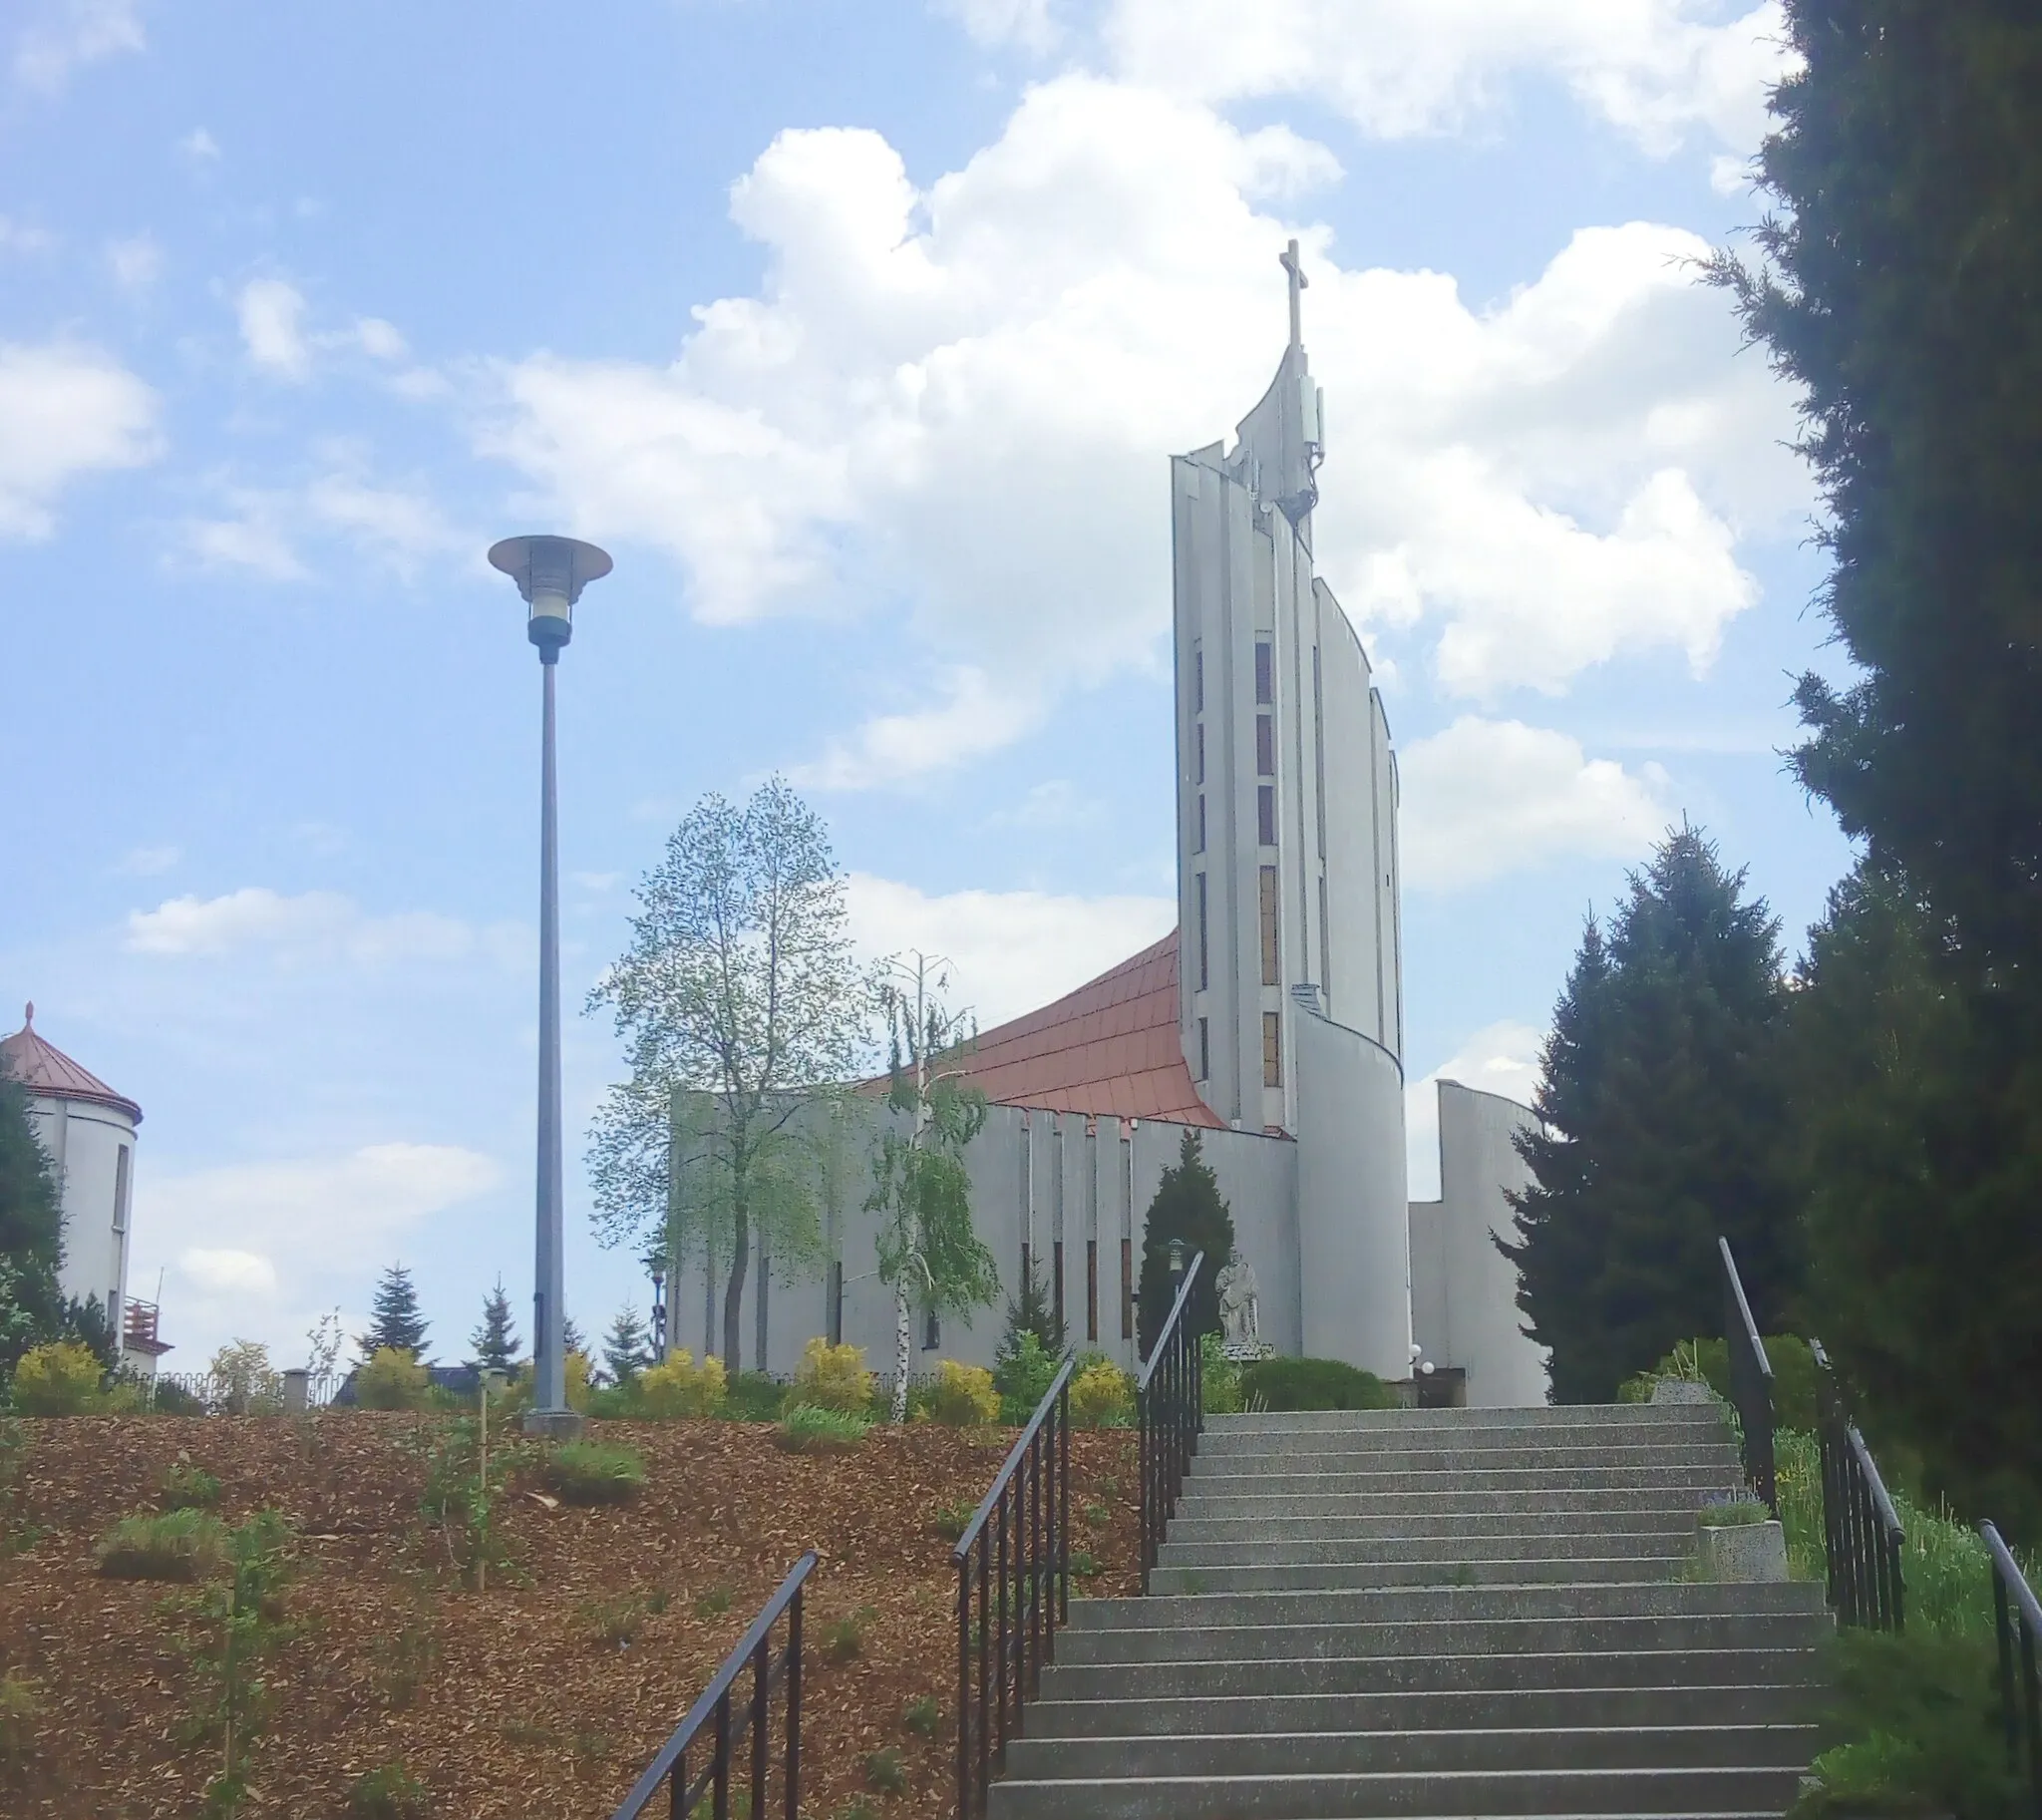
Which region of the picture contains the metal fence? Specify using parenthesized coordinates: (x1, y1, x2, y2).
(1717, 1237, 1777, 1514)
(1811, 1337, 1904, 1632)
(133, 1369, 343, 1414)
(1982, 1521, 2042, 1820)
(1137, 1251, 1205, 1583)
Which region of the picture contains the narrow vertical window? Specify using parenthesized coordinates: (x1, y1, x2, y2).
(1121, 1238, 1135, 1338)
(1053, 1240, 1066, 1333)
(1254, 639, 1273, 705)
(1263, 1011, 1283, 1087)
(1195, 872, 1208, 990)
(1086, 1240, 1099, 1342)
(1256, 713, 1275, 776)
(1196, 722, 1205, 785)
(1257, 784, 1276, 847)
(113, 1145, 131, 1233)
(828, 1260, 844, 1345)
(1194, 645, 1204, 711)
(1197, 1016, 1209, 1081)
(1260, 866, 1280, 986)
(1020, 1242, 1031, 1297)
(1196, 794, 1205, 853)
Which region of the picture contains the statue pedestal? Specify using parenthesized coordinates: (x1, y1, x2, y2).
(1220, 1340, 1274, 1363)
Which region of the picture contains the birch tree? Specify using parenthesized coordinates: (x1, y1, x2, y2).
(866, 954, 999, 1422)
(585, 778, 869, 1371)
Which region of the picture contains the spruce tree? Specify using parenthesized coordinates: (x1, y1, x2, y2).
(997, 1250, 1066, 1360)
(469, 1278, 520, 1374)
(601, 1305, 653, 1385)
(0, 1071, 65, 1378)
(1136, 1128, 1235, 1357)
(1499, 827, 1801, 1403)
(357, 1264, 430, 1362)
(561, 1314, 586, 1358)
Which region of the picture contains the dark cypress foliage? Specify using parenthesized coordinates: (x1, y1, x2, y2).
(1136, 1128, 1236, 1357)
(1499, 828, 1800, 1403)
(0, 1072, 65, 1378)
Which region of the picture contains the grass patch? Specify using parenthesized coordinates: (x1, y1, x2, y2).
(863, 1746, 907, 1792)
(0, 1669, 41, 1759)
(902, 1692, 941, 1736)
(775, 1404, 868, 1455)
(161, 1460, 222, 1512)
(1697, 1494, 1770, 1528)
(347, 1761, 431, 1820)
(97, 1507, 229, 1582)
(578, 1592, 660, 1648)
(821, 1605, 876, 1663)
(542, 1440, 645, 1507)
(929, 1498, 976, 1542)
(693, 1583, 733, 1618)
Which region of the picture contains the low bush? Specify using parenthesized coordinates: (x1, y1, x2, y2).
(1069, 1355, 1134, 1428)
(1620, 1334, 1818, 1432)
(991, 1329, 1058, 1415)
(162, 1459, 222, 1512)
(724, 1370, 787, 1422)
(347, 1760, 431, 1820)
(776, 1404, 868, 1455)
(98, 1507, 230, 1582)
(543, 1440, 644, 1507)
(1199, 1332, 1243, 1415)
(12, 1341, 109, 1415)
(354, 1348, 433, 1412)
(634, 1350, 728, 1419)
(1238, 1355, 1397, 1413)
(793, 1338, 872, 1415)
(929, 1360, 999, 1427)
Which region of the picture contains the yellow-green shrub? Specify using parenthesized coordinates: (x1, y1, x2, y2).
(354, 1348, 432, 1411)
(793, 1337, 871, 1415)
(929, 1360, 998, 1426)
(11, 1341, 107, 1415)
(498, 1349, 593, 1415)
(635, 1350, 728, 1418)
(1069, 1358, 1134, 1428)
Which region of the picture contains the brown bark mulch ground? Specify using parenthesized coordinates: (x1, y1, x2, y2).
(0, 1413, 1139, 1818)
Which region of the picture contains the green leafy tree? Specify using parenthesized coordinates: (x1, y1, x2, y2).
(601, 1305, 653, 1386)
(357, 1265, 429, 1364)
(0, 1072, 65, 1382)
(867, 955, 999, 1423)
(468, 1278, 520, 1374)
(1136, 1129, 1235, 1357)
(1499, 827, 1802, 1403)
(1708, 0, 2042, 1528)
(586, 777, 869, 1371)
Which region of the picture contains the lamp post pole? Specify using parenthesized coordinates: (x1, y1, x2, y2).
(490, 535, 612, 1436)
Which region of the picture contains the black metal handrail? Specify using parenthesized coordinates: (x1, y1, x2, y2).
(610, 1551, 814, 1820)
(1717, 1237, 1777, 1515)
(1137, 1251, 1205, 1585)
(1811, 1337, 1904, 1632)
(1981, 1521, 2042, 1820)
(953, 1351, 1075, 1820)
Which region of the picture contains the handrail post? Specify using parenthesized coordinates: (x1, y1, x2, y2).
(1717, 1237, 1776, 1515)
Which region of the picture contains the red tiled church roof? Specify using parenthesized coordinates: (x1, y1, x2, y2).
(947, 931, 1222, 1128)
(0, 1003, 143, 1123)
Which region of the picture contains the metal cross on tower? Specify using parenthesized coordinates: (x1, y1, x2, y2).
(1280, 237, 1308, 350)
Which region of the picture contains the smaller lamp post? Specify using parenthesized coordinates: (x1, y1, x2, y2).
(649, 1264, 667, 1363)
(1168, 1238, 1186, 1301)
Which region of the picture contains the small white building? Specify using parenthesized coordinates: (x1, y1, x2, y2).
(0, 1003, 143, 1356)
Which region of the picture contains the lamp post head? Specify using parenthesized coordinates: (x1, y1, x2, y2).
(489, 535, 613, 657)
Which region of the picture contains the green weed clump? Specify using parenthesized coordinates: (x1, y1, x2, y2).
(821, 1605, 876, 1663)
(347, 1760, 431, 1820)
(863, 1746, 907, 1792)
(1697, 1494, 1770, 1528)
(0, 1668, 41, 1759)
(902, 1693, 941, 1736)
(98, 1508, 230, 1582)
(929, 1499, 976, 1542)
(543, 1440, 645, 1507)
(775, 1404, 868, 1455)
(162, 1460, 222, 1512)
(723, 1371, 788, 1422)
(693, 1583, 733, 1618)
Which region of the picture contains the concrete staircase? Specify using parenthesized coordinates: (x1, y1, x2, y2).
(990, 1402, 1827, 1819)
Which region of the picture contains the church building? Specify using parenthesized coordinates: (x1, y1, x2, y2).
(666, 248, 1547, 1406)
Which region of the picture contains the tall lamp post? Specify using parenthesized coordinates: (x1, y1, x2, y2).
(489, 534, 612, 1436)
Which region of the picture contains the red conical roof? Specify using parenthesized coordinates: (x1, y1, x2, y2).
(0, 1004, 143, 1123)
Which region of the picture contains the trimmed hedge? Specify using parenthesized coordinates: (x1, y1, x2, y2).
(1238, 1356, 1398, 1413)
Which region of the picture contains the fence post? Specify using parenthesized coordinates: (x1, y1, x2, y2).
(281, 1369, 309, 1414)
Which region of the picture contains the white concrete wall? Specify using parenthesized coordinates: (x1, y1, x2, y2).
(1416, 1079, 1550, 1407)
(1292, 1006, 1412, 1377)
(28, 1095, 136, 1328)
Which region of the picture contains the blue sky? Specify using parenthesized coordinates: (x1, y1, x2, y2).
(2, 0, 1852, 1370)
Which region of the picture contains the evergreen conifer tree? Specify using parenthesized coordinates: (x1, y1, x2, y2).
(469, 1278, 520, 1374)
(1499, 827, 1800, 1402)
(0, 1071, 66, 1378)
(357, 1264, 430, 1362)
(561, 1314, 586, 1358)
(1136, 1129, 1235, 1357)
(997, 1250, 1066, 1360)
(601, 1305, 653, 1386)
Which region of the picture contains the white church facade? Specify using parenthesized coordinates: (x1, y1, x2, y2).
(665, 248, 1548, 1406)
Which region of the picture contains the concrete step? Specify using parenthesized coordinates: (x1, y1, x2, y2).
(1182, 1466, 1740, 1497)
(1023, 1682, 1823, 1738)
(1068, 1581, 1825, 1632)
(1158, 1532, 1691, 1568)
(1199, 1423, 1729, 1457)
(985, 1763, 1806, 1818)
(1003, 1721, 1821, 1781)
(1203, 1405, 1723, 1433)
(1180, 1488, 1725, 1519)
(1193, 1440, 1738, 1472)
(1037, 1646, 1824, 1702)
(1055, 1612, 1830, 1665)
(1165, 1512, 1700, 1547)
(1147, 1556, 1684, 1593)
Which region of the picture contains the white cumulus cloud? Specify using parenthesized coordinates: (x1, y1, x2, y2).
(13, 0, 145, 92)
(0, 340, 160, 539)
(237, 277, 310, 379)
(846, 872, 1175, 1028)
(483, 75, 1799, 783)
(125, 887, 504, 967)
(1400, 716, 1672, 890)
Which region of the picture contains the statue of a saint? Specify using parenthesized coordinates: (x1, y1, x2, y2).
(1215, 1255, 1263, 1354)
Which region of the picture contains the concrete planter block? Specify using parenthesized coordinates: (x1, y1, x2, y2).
(1651, 1378, 1716, 1406)
(1697, 1518, 1788, 1583)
